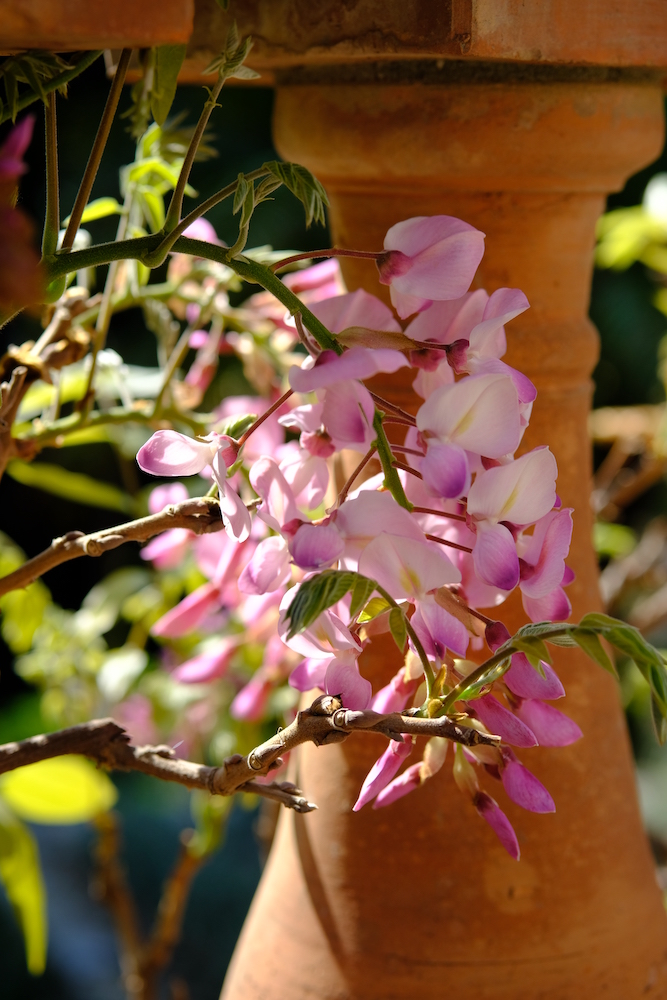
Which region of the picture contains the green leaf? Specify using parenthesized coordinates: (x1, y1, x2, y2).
(263, 160, 329, 228)
(285, 570, 358, 639)
(511, 636, 552, 666)
(151, 45, 187, 126)
(455, 659, 511, 703)
(233, 172, 250, 215)
(223, 413, 257, 439)
(0, 802, 47, 974)
(239, 182, 255, 229)
(62, 197, 123, 227)
(652, 695, 667, 746)
(349, 577, 377, 618)
(6, 460, 136, 514)
(0, 757, 117, 824)
(515, 622, 577, 647)
(357, 596, 389, 624)
(571, 629, 617, 676)
(389, 606, 407, 652)
(0, 533, 50, 653)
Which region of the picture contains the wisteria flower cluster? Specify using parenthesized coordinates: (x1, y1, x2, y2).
(136, 213, 579, 860)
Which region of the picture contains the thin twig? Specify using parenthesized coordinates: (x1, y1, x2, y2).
(294, 312, 319, 356)
(269, 248, 382, 273)
(368, 391, 417, 424)
(237, 388, 294, 447)
(336, 446, 378, 507)
(425, 532, 473, 554)
(411, 505, 467, 522)
(0, 497, 223, 597)
(41, 92, 59, 259)
(393, 459, 423, 480)
(61, 49, 132, 252)
(0, 701, 500, 809)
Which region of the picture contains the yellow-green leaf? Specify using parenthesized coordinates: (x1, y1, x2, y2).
(0, 802, 47, 975)
(151, 45, 187, 126)
(0, 757, 117, 824)
(6, 460, 136, 514)
(62, 197, 123, 226)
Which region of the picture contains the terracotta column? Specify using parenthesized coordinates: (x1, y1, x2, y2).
(222, 70, 667, 999)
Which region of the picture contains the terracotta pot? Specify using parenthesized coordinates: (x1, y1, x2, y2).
(0, 0, 193, 51)
(221, 75, 667, 999)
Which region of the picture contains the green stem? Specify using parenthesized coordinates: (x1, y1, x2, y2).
(16, 403, 212, 447)
(144, 167, 270, 267)
(41, 92, 60, 258)
(438, 626, 571, 714)
(0, 51, 103, 126)
(163, 76, 226, 233)
(374, 583, 436, 698)
(270, 247, 382, 273)
(43, 236, 342, 353)
(373, 411, 412, 510)
(61, 49, 132, 252)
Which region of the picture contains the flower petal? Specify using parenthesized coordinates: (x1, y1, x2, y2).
(514, 699, 582, 747)
(353, 738, 413, 811)
(373, 762, 422, 807)
(309, 288, 401, 334)
(504, 653, 565, 700)
(324, 656, 372, 710)
(501, 753, 555, 813)
(417, 373, 521, 457)
(359, 532, 461, 601)
(469, 694, 538, 748)
(522, 586, 572, 623)
(151, 582, 220, 638)
(474, 792, 520, 860)
(289, 522, 345, 570)
(137, 430, 215, 477)
(468, 448, 557, 526)
(239, 536, 291, 595)
(473, 522, 520, 591)
(422, 440, 471, 499)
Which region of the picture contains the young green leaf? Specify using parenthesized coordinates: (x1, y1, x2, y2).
(512, 635, 553, 666)
(571, 629, 617, 676)
(263, 160, 329, 228)
(6, 461, 136, 515)
(151, 45, 187, 127)
(389, 606, 407, 652)
(285, 570, 358, 639)
(233, 172, 250, 215)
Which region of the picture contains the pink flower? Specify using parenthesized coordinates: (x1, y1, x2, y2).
(148, 482, 189, 512)
(324, 653, 372, 709)
(182, 218, 221, 244)
(238, 536, 291, 595)
(140, 528, 192, 569)
(500, 749, 555, 813)
(151, 581, 222, 638)
(518, 508, 574, 599)
(411, 594, 469, 659)
(0, 116, 34, 181)
(289, 656, 329, 692)
(172, 637, 237, 683)
(467, 693, 538, 748)
(333, 490, 425, 569)
(377, 215, 485, 318)
(504, 653, 565, 701)
(474, 792, 520, 860)
(289, 346, 409, 393)
(137, 430, 250, 541)
(288, 522, 345, 571)
(514, 699, 583, 747)
(358, 532, 460, 602)
(309, 288, 401, 335)
(230, 674, 273, 721)
(371, 664, 422, 713)
(353, 738, 413, 811)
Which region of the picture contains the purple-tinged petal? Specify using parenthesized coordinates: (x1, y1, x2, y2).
(485, 620, 512, 652)
(467, 448, 557, 526)
(469, 694, 538, 748)
(373, 762, 422, 808)
(404, 292, 487, 345)
(309, 288, 401, 334)
(218, 480, 252, 542)
(250, 457, 300, 530)
(151, 582, 220, 638)
(381, 216, 485, 303)
(289, 522, 344, 570)
(504, 653, 565, 700)
(172, 638, 237, 683)
(474, 791, 520, 860)
(239, 536, 291, 595)
(137, 430, 215, 477)
(412, 595, 469, 658)
(514, 699, 582, 747)
(520, 509, 573, 599)
(467, 356, 537, 404)
(417, 373, 521, 458)
(353, 738, 413, 811)
(500, 753, 555, 813)
(324, 656, 372, 710)
(140, 528, 191, 569)
(322, 380, 376, 450)
(182, 218, 221, 244)
(371, 667, 422, 713)
(390, 287, 433, 319)
(148, 482, 189, 514)
(289, 656, 330, 692)
(289, 346, 408, 392)
(473, 522, 520, 591)
(421, 440, 471, 500)
(359, 532, 460, 601)
(522, 586, 572, 623)
(230, 675, 272, 721)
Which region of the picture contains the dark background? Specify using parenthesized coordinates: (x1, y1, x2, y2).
(0, 59, 666, 998)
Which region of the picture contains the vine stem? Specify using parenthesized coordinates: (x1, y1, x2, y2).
(237, 388, 294, 447)
(373, 582, 436, 698)
(437, 626, 571, 713)
(41, 92, 59, 258)
(373, 411, 412, 510)
(61, 49, 131, 252)
(163, 75, 227, 233)
(270, 248, 382, 273)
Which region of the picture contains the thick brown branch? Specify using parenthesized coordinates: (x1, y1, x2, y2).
(0, 698, 500, 813)
(0, 497, 223, 597)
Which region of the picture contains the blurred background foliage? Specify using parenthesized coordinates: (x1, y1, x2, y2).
(2, 57, 667, 998)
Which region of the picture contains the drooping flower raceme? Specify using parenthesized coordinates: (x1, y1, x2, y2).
(134, 211, 579, 861)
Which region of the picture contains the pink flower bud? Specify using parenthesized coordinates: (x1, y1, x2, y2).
(373, 762, 422, 808)
(474, 792, 520, 860)
(500, 750, 555, 813)
(353, 738, 413, 811)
